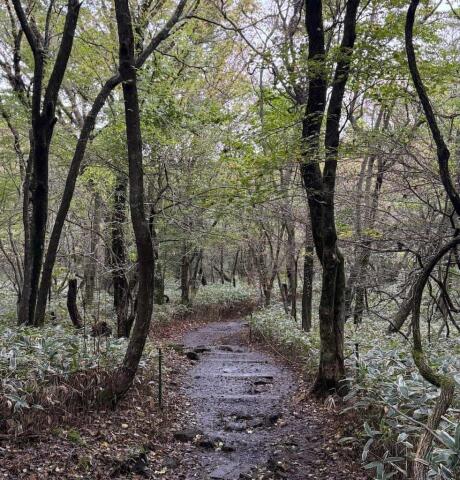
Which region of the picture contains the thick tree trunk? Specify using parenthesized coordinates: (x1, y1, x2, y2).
(18, 150, 33, 324)
(28, 124, 51, 325)
(105, 0, 155, 401)
(314, 248, 346, 393)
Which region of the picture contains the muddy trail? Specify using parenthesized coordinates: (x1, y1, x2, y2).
(172, 320, 366, 480)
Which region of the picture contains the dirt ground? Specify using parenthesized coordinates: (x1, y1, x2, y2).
(0, 317, 368, 479)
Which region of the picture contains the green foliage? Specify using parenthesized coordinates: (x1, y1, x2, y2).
(0, 323, 155, 412)
(249, 304, 320, 365)
(155, 283, 256, 325)
(193, 283, 255, 306)
(344, 325, 460, 479)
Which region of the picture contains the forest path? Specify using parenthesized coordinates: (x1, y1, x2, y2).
(176, 320, 366, 480)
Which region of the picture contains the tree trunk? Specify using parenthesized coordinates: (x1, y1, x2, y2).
(404, 3, 458, 473)
(219, 246, 225, 284)
(12, 0, 81, 326)
(190, 248, 203, 295)
(84, 191, 102, 309)
(18, 149, 33, 324)
(31, 0, 188, 327)
(149, 207, 166, 305)
(301, 0, 359, 395)
(180, 240, 190, 304)
(314, 247, 346, 393)
(111, 177, 131, 338)
(67, 277, 83, 329)
(231, 249, 239, 287)
(286, 221, 297, 319)
(302, 223, 314, 331)
(104, 0, 155, 401)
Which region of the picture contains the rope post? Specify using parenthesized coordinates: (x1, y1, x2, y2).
(158, 347, 163, 410)
(355, 342, 360, 375)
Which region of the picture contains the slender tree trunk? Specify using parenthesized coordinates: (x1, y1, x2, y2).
(286, 224, 297, 319)
(302, 221, 314, 331)
(149, 207, 165, 305)
(219, 246, 225, 284)
(280, 167, 297, 318)
(67, 277, 83, 329)
(180, 240, 190, 304)
(190, 248, 203, 295)
(84, 191, 102, 309)
(32, 1, 188, 327)
(105, 0, 155, 401)
(404, 3, 457, 474)
(12, 0, 81, 326)
(231, 248, 239, 287)
(111, 177, 131, 338)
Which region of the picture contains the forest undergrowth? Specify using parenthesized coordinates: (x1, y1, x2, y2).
(250, 304, 460, 479)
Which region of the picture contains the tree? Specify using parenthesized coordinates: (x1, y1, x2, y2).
(103, 0, 155, 400)
(300, 0, 360, 394)
(405, 0, 457, 475)
(11, 0, 81, 325)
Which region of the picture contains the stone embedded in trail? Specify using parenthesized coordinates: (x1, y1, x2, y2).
(267, 412, 282, 425)
(247, 417, 264, 428)
(185, 351, 200, 361)
(217, 345, 234, 352)
(224, 420, 246, 432)
(194, 346, 211, 354)
(209, 462, 242, 479)
(196, 434, 224, 449)
(173, 428, 203, 442)
(254, 377, 273, 386)
(162, 457, 179, 469)
(166, 343, 185, 353)
(110, 451, 149, 478)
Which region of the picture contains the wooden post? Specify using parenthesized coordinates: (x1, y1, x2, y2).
(158, 347, 163, 410)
